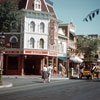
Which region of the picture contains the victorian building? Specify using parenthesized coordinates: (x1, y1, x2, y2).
(3, 0, 60, 75)
(58, 28, 67, 65)
(59, 22, 76, 58)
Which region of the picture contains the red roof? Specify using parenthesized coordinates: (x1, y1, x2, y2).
(19, 0, 57, 18)
(27, 0, 48, 12)
(47, 4, 56, 18)
(0, 0, 57, 19)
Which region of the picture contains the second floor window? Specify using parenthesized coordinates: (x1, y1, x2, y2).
(40, 38, 44, 48)
(30, 21, 35, 32)
(10, 21, 18, 32)
(40, 22, 45, 33)
(10, 36, 18, 48)
(30, 38, 35, 48)
(70, 32, 75, 41)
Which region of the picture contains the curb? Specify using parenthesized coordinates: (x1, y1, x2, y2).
(0, 82, 13, 89)
(3, 75, 70, 80)
(51, 77, 69, 80)
(3, 75, 41, 79)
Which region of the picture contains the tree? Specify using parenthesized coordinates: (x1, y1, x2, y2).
(76, 37, 100, 60)
(83, 8, 100, 22)
(0, 0, 18, 32)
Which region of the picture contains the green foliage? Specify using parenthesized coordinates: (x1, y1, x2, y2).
(76, 38, 100, 60)
(0, 0, 18, 32)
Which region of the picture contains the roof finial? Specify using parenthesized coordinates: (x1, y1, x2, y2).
(70, 18, 73, 24)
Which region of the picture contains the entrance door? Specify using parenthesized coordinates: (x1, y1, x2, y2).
(24, 56, 41, 75)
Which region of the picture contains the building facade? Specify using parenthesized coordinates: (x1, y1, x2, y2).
(3, 0, 60, 75)
(58, 28, 67, 65)
(59, 22, 76, 58)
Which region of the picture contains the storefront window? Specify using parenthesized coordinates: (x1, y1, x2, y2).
(8, 56, 18, 70)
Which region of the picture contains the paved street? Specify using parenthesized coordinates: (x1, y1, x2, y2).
(0, 76, 100, 100)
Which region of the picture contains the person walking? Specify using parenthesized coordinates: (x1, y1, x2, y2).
(42, 65, 48, 83)
(47, 64, 53, 83)
(53, 66, 57, 75)
(59, 63, 64, 76)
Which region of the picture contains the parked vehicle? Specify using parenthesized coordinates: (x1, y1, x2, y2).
(79, 64, 100, 80)
(79, 66, 92, 79)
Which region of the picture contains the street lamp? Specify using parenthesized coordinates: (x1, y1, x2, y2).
(0, 32, 5, 85)
(66, 49, 70, 78)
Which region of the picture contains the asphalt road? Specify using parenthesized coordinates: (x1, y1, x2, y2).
(0, 77, 100, 100)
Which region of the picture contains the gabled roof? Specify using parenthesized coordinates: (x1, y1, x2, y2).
(18, 0, 57, 18)
(0, 0, 57, 19)
(26, 0, 48, 12)
(47, 4, 56, 18)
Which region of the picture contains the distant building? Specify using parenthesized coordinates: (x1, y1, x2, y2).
(88, 34, 99, 39)
(58, 28, 67, 63)
(59, 22, 76, 57)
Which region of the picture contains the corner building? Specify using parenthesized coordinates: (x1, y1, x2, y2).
(3, 0, 60, 75)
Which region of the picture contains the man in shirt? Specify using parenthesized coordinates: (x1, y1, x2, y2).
(47, 64, 53, 83)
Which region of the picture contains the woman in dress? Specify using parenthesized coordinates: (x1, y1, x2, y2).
(42, 65, 48, 83)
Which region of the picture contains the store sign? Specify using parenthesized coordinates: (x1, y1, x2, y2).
(49, 20, 55, 45)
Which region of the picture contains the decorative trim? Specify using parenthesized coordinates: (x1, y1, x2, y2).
(25, 50, 48, 55)
(25, 0, 29, 9)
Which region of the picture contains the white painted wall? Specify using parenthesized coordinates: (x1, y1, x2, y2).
(58, 28, 67, 57)
(23, 14, 50, 50)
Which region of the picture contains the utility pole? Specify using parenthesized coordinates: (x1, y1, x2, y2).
(0, 32, 5, 85)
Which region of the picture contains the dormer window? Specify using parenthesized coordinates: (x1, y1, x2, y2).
(34, 0, 41, 11)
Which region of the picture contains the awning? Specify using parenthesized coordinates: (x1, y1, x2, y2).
(58, 57, 67, 62)
(70, 56, 83, 63)
(69, 45, 76, 49)
(70, 32, 75, 36)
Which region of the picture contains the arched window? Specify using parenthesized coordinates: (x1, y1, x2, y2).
(40, 22, 45, 33)
(30, 38, 35, 48)
(40, 38, 44, 48)
(30, 21, 35, 32)
(10, 21, 18, 32)
(9, 36, 18, 48)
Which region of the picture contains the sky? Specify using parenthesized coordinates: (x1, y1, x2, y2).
(52, 0, 100, 35)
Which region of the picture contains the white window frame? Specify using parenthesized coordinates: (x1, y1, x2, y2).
(40, 38, 44, 49)
(40, 22, 45, 33)
(30, 37, 35, 48)
(30, 21, 35, 32)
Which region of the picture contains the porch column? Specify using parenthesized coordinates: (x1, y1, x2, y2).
(21, 55, 24, 76)
(46, 56, 48, 67)
(5, 55, 8, 75)
(56, 57, 58, 73)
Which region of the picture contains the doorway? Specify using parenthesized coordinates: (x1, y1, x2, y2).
(24, 56, 41, 75)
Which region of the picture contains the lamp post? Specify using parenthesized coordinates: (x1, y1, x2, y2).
(0, 32, 5, 85)
(67, 53, 70, 78)
(66, 48, 70, 78)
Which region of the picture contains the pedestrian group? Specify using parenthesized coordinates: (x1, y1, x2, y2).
(42, 64, 53, 83)
(41, 63, 66, 83)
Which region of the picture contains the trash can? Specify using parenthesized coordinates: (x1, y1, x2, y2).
(68, 69, 71, 78)
(71, 68, 74, 77)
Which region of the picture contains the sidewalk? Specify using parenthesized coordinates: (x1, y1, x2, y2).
(0, 81, 13, 88)
(51, 74, 69, 80)
(0, 74, 69, 88)
(2, 74, 69, 80)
